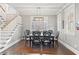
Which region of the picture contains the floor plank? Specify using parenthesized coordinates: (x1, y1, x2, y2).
(2, 40, 75, 55)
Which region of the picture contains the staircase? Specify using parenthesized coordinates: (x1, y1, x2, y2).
(0, 3, 22, 54)
(0, 20, 22, 53)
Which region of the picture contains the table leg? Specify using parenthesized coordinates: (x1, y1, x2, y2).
(40, 40, 42, 55)
(29, 37, 32, 47)
(53, 39, 54, 47)
(31, 40, 32, 47)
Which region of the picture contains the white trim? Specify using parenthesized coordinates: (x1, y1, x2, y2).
(0, 39, 21, 54)
(59, 39, 79, 55)
(56, 4, 71, 15)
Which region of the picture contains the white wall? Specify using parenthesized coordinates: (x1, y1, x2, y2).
(48, 15, 57, 31)
(21, 15, 57, 36)
(57, 4, 79, 53)
(21, 15, 31, 35)
(75, 4, 79, 51)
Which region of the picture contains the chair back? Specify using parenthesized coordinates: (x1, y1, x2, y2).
(24, 30, 30, 39)
(43, 31, 48, 36)
(32, 31, 41, 36)
(55, 31, 59, 40)
(26, 30, 30, 35)
(48, 30, 53, 34)
(32, 31, 41, 42)
(42, 31, 51, 42)
(43, 31, 51, 36)
(24, 30, 30, 37)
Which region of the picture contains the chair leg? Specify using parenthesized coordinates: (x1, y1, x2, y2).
(30, 40, 32, 47)
(25, 40, 29, 47)
(25, 40, 27, 46)
(56, 40, 59, 47)
(51, 41, 53, 48)
(51, 40, 54, 48)
(27, 40, 30, 47)
(54, 40, 59, 47)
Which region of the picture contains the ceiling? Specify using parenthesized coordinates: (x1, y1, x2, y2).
(9, 3, 66, 16)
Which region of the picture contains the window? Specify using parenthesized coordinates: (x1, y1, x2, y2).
(31, 17, 48, 31)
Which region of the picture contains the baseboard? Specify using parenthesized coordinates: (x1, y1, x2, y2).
(0, 39, 21, 54)
(59, 40, 79, 55)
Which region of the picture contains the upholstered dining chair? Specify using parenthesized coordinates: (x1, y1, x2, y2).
(54, 31, 59, 47)
(31, 31, 41, 48)
(42, 31, 52, 48)
(24, 30, 30, 47)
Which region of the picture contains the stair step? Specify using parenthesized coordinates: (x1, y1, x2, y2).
(0, 42, 6, 45)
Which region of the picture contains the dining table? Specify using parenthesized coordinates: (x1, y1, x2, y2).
(29, 33, 55, 52)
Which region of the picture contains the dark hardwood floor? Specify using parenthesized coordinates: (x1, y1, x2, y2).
(2, 40, 75, 55)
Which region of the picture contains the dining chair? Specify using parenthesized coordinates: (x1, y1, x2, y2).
(42, 31, 52, 48)
(54, 31, 59, 47)
(31, 31, 41, 48)
(24, 30, 30, 47)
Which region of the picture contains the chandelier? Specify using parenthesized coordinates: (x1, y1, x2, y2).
(36, 7, 41, 16)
